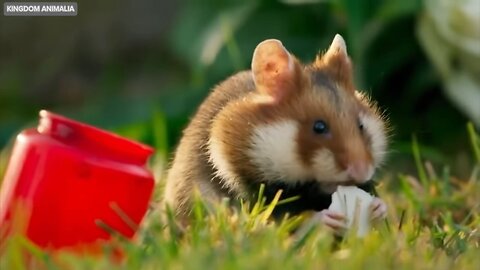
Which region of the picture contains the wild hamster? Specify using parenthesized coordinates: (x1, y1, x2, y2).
(163, 34, 388, 231)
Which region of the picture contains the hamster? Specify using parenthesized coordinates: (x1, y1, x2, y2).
(163, 34, 389, 231)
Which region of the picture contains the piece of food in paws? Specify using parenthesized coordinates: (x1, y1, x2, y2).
(328, 186, 374, 237)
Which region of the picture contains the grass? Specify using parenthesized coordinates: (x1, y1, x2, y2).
(0, 124, 479, 270)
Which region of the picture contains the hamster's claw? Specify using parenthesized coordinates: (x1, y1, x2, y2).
(370, 197, 387, 220)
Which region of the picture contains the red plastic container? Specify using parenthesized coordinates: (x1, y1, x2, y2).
(0, 110, 155, 251)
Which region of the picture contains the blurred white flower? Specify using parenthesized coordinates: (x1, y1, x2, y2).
(417, 0, 480, 126)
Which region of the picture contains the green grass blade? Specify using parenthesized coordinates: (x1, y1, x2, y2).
(261, 189, 283, 223)
(152, 109, 169, 159)
(467, 122, 480, 164)
(412, 135, 429, 187)
(250, 184, 265, 218)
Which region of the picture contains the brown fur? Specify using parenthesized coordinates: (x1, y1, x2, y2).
(163, 36, 387, 220)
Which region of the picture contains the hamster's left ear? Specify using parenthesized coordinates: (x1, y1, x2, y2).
(315, 34, 354, 91)
(251, 39, 301, 102)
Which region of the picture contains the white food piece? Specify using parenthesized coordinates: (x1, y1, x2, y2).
(328, 186, 374, 237)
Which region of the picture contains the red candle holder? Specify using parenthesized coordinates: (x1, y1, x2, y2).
(0, 110, 155, 251)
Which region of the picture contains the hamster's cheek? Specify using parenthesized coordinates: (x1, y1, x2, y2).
(359, 113, 387, 166)
(311, 148, 349, 183)
(247, 120, 311, 182)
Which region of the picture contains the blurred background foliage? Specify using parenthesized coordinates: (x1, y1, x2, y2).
(0, 0, 478, 178)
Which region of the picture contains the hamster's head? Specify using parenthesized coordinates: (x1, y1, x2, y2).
(209, 34, 389, 194)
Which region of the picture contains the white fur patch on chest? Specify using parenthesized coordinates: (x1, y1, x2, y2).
(247, 120, 311, 182)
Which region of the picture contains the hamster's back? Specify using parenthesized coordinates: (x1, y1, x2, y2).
(163, 71, 255, 217)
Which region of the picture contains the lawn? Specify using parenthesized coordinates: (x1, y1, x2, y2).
(1, 0, 479, 269)
(0, 124, 479, 270)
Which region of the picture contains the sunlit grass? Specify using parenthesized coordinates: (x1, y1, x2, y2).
(0, 125, 479, 270)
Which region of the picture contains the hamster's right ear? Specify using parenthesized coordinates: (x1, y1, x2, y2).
(251, 39, 300, 102)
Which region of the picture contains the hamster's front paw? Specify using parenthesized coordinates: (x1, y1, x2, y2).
(370, 197, 387, 220)
(316, 209, 347, 235)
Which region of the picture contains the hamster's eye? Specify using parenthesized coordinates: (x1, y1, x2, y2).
(313, 120, 329, 134)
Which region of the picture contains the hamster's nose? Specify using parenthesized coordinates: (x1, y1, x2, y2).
(347, 162, 374, 182)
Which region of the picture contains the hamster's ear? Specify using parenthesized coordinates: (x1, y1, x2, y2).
(252, 39, 300, 102)
(315, 34, 354, 91)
